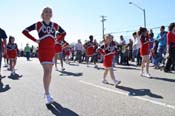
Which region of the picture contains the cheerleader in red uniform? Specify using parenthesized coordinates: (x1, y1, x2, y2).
(84, 35, 95, 67)
(63, 41, 70, 64)
(98, 34, 121, 87)
(55, 33, 65, 71)
(7, 36, 19, 75)
(139, 27, 151, 78)
(22, 7, 66, 104)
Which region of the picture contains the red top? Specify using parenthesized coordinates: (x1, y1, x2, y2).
(167, 32, 175, 48)
(140, 35, 149, 56)
(55, 35, 66, 53)
(22, 21, 66, 50)
(98, 41, 118, 56)
(84, 41, 94, 56)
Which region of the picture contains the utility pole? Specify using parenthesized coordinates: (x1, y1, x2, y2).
(101, 16, 107, 40)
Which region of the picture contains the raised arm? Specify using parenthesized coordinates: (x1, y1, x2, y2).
(97, 45, 105, 55)
(56, 25, 66, 41)
(22, 23, 37, 42)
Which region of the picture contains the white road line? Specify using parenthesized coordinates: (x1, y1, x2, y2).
(79, 80, 175, 110)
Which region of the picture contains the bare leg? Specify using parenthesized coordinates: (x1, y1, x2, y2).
(146, 56, 150, 74)
(141, 56, 145, 73)
(10, 59, 12, 71)
(60, 54, 63, 68)
(11, 59, 16, 72)
(42, 64, 53, 95)
(86, 56, 89, 66)
(103, 69, 109, 80)
(109, 68, 117, 81)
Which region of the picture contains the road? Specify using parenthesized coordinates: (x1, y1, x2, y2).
(0, 57, 175, 116)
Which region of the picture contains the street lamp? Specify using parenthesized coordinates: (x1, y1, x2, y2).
(129, 2, 146, 28)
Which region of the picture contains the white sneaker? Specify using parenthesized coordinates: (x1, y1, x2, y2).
(102, 79, 108, 84)
(114, 80, 121, 87)
(140, 72, 145, 77)
(44, 94, 54, 105)
(145, 73, 151, 78)
(61, 67, 65, 71)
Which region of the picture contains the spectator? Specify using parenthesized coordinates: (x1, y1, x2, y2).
(156, 26, 167, 66)
(149, 31, 155, 63)
(119, 35, 126, 64)
(151, 40, 159, 69)
(74, 39, 83, 63)
(24, 44, 31, 61)
(164, 23, 175, 72)
(30, 45, 34, 57)
(132, 32, 142, 65)
(127, 39, 133, 61)
(150, 29, 154, 38)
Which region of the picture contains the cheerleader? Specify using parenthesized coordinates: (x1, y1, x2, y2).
(139, 27, 151, 78)
(63, 41, 70, 64)
(22, 7, 66, 104)
(98, 34, 121, 87)
(7, 36, 18, 75)
(55, 33, 65, 71)
(84, 35, 95, 67)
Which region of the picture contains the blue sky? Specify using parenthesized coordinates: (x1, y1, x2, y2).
(0, 0, 174, 49)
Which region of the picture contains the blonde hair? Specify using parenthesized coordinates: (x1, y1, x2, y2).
(105, 34, 113, 40)
(41, 7, 52, 19)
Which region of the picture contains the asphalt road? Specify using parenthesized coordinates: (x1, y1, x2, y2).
(0, 57, 175, 116)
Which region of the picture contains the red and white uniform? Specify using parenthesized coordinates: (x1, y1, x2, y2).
(63, 42, 70, 56)
(140, 35, 149, 56)
(98, 42, 118, 68)
(7, 43, 18, 59)
(22, 21, 66, 64)
(167, 32, 175, 48)
(55, 37, 65, 53)
(84, 41, 94, 57)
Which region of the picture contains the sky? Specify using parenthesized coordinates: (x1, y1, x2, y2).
(0, 0, 174, 49)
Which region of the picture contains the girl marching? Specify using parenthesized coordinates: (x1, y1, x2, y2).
(62, 40, 71, 64)
(7, 36, 19, 75)
(139, 27, 151, 78)
(55, 33, 65, 71)
(98, 34, 121, 87)
(22, 7, 66, 104)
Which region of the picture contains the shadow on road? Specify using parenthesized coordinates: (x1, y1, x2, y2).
(8, 73, 23, 80)
(59, 71, 83, 77)
(97, 67, 105, 70)
(46, 102, 79, 116)
(151, 77, 175, 83)
(116, 66, 140, 70)
(116, 86, 163, 99)
(68, 63, 79, 66)
(0, 81, 10, 93)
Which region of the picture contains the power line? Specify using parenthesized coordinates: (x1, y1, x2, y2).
(109, 25, 169, 35)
